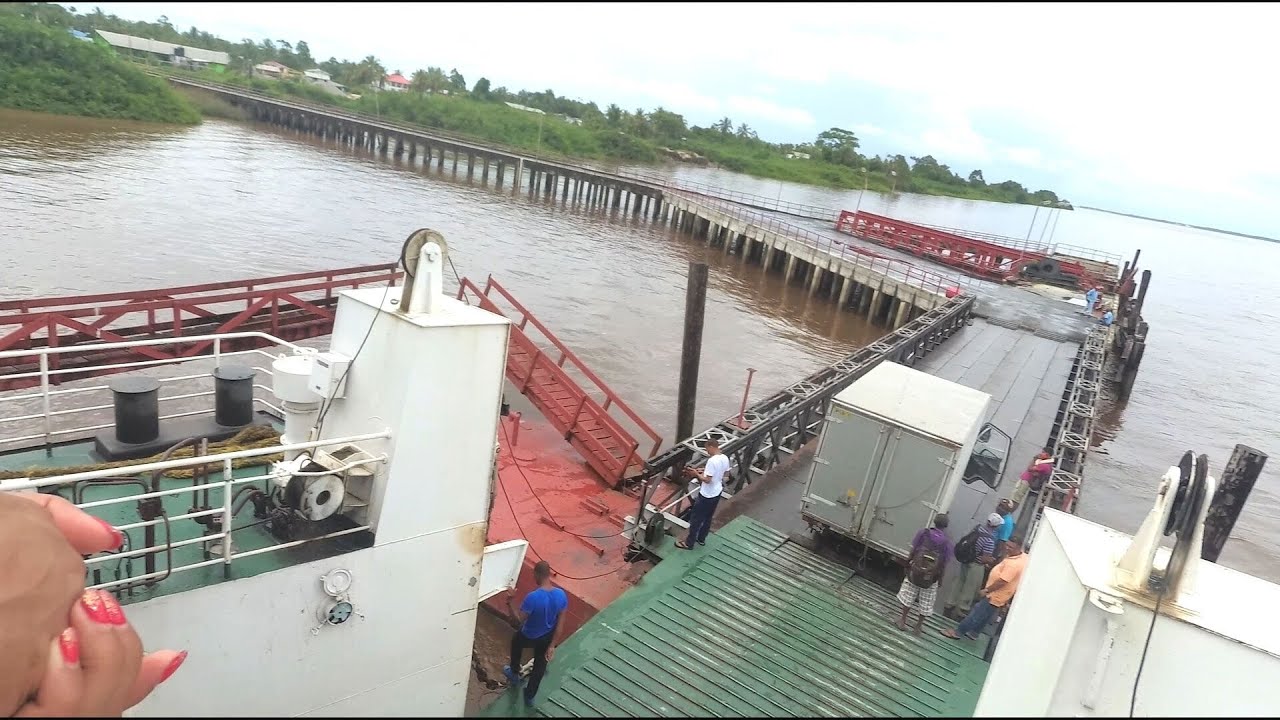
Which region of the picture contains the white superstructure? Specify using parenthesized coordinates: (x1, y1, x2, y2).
(0, 239, 527, 716)
(979, 462, 1280, 717)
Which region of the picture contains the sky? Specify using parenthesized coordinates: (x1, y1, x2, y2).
(79, 2, 1280, 239)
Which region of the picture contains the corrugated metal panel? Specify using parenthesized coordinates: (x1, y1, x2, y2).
(94, 29, 231, 65)
(484, 517, 988, 718)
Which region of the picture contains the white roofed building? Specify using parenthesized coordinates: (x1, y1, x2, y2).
(95, 29, 231, 70)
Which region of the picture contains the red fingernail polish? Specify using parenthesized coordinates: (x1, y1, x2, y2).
(94, 517, 124, 550)
(159, 651, 187, 683)
(80, 590, 126, 626)
(58, 628, 79, 665)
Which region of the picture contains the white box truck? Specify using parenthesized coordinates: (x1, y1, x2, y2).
(801, 361, 1011, 560)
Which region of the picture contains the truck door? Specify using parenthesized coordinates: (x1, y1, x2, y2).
(802, 405, 887, 534)
(859, 427, 955, 559)
(952, 423, 1012, 522)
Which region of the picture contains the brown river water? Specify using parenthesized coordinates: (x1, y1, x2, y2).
(3, 109, 1279, 581)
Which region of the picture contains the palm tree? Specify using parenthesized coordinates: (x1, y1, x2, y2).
(410, 69, 430, 94)
(349, 55, 385, 89)
(424, 66, 448, 93)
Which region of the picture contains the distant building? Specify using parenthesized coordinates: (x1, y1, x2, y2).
(785, 151, 811, 160)
(94, 29, 230, 70)
(382, 73, 410, 92)
(67, 28, 92, 42)
(557, 114, 582, 126)
(253, 60, 294, 79)
(504, 102, 546, 116)
(303, 68, 331, 83)
(310, 79, 348, 97)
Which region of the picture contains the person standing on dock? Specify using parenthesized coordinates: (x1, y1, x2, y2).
(896, 514, 952, 635)
(995, 498, 1016, 545)
(942, 513, 1003, 620)
(675, 439, 730, 550)
(503, 561, 568, 709)
(1010, 452, 1054, 507)
(942, 538, 1028, 641)
(1084, 286, 1100, 315)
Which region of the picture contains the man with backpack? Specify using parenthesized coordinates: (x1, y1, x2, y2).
(942, 513, 1003, 620)
(895, 514, 953, 635)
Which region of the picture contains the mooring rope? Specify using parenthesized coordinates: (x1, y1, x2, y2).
(0, 425, 284, 481)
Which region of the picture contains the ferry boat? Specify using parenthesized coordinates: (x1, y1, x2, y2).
(1, 232, 1274, 717)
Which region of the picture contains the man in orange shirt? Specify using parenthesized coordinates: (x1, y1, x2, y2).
(941, 538, 1028, 641)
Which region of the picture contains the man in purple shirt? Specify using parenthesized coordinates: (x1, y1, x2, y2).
(895, 514, 953, 635)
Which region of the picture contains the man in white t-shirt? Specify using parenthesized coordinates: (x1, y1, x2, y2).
(675, 439, 731, 550)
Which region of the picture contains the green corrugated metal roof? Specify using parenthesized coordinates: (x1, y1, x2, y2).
(482, 517, 988, 718)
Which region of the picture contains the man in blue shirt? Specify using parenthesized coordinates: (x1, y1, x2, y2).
(996, 498, 1016, 543)
(503, 560, 568, 708)
(1084, 287, 1100, 315)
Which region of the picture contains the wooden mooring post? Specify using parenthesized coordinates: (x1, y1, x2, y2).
(676, 262, 709, 443)
(1202, 444, 1269, 563)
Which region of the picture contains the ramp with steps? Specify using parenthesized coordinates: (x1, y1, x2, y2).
(457, 276, 662, 486)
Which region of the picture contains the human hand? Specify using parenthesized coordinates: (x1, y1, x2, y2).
(15, 590, 186, 717)
(0, 492, 124, 716)
(545, 646, 556, 662)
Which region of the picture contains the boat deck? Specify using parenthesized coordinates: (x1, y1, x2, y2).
(0, 415, 370, 605)
(483, 380, 655, 639)
(482, 517, 988, 718)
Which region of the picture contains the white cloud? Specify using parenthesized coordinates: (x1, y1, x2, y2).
(852, 123, 886, 137)
(725, 96, 815, 131)
(1001, 147, 1043, 170)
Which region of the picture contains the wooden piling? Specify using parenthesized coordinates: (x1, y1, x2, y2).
(676, 262, 709, 442)
(1202, 445, 1268, 563)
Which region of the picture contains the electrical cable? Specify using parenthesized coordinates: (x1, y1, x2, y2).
(1129, 585, 1166, 717)
(312, 235, 409, 439)
(495, 467, 627, 582)
(498, 418, 625, 541)
(447, 253, 462, 287)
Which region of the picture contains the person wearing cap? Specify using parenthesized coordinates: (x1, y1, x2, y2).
(1011, 452, 1054, 507)
(942, 513, 1003, 620)
(1084, 286, 1100, 315)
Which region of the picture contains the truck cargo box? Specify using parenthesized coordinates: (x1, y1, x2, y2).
(801, 361, 998, 560)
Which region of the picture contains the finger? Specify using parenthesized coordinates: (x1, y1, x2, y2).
(16, 494, 123, 555)
(122, 650, 187, 710)
(74, 590, 133, 714)
(15, 629, 86, 718)
(106, 608, 144, 713)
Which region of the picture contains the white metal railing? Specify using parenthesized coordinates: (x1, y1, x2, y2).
(0, 333, 314, 449)
(0, 331, 396, 592)
(16, 432, 391, 591)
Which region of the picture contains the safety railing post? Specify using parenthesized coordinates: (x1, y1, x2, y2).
(39, 353, 51, 450)
(222, 458, 233, 573)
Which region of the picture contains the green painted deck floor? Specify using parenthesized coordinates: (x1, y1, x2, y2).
(484, 517, 988, 718)
(0, 422, 369, 605)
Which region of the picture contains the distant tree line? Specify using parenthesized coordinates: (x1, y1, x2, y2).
(0, 8, 199, 124)
(4, 2, 1064, 205)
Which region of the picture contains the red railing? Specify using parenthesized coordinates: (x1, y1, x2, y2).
(456, 276, 662, 485)
(0, 265, 400, 390)
(836, 210, 1111, 290)
(838, 210, 1044, 283)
